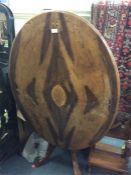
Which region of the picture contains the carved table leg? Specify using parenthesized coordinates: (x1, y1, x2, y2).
(32, 143, 56, 168)
(71, 150, 82, 175)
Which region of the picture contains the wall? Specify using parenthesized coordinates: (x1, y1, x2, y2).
(9, 0, 94, 13)
(8, 0, 93, 33)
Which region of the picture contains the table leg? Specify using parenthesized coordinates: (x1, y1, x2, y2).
(71, 150, 82, 175)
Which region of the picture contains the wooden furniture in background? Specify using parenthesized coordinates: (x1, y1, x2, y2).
(88, 140, 130, 175)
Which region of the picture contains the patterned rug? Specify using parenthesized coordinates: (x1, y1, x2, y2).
(91, 1, 131, 122)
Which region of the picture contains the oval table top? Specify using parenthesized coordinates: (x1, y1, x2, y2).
(9, 11, 120, 150)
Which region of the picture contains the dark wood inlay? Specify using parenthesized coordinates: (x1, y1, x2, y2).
(46, 118, 58, 144)
(39, 13, 52, 64)
(26, 78, 38, 104)
(59, 13, 74, 61)
(65, 127, 75, 148)
(43, 24, 77, 146)
(84, 86, 98, 114)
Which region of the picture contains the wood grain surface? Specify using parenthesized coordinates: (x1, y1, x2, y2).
(9, 11, 120, 150)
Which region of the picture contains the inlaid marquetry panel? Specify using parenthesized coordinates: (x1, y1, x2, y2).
(9, 11, 120, 150)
